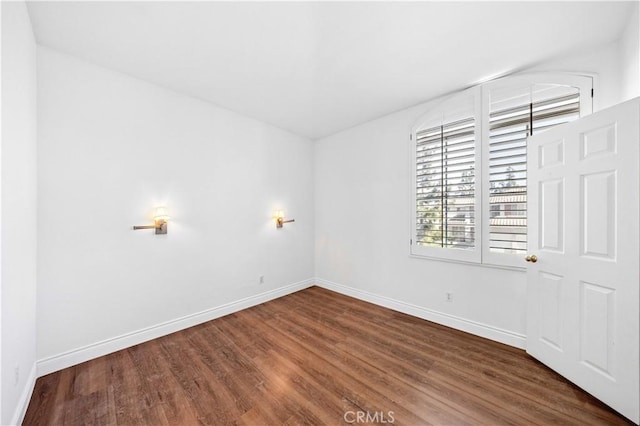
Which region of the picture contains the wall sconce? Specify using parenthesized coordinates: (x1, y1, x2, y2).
(273, 209, 295, 229)
(133, 206, 169, 234)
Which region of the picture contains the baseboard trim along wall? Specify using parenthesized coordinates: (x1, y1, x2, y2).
(37, 277, 524, 379)
(315, 278, 526, 349)
(37, 278, 315, 377)
(12, 363, 37, 426)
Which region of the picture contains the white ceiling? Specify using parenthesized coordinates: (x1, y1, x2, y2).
(26, 1, 633, 140)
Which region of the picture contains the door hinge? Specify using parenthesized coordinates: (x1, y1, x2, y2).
(591, 88, 594, 98)
(410, 238, 413, 245)
(410, 134, 413, 141)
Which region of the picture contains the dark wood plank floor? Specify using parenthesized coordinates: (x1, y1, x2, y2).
(24, 286, 633, 425)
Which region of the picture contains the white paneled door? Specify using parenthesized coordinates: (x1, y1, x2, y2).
(526, 98, 640, 424)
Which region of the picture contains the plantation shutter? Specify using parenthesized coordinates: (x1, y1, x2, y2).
(488, 90, 580, 254)
(416, 117, 476, 249)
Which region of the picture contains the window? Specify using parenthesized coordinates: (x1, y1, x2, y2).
(411, 74, 592, 266)
(412, 90, 482, 263)
(416, 117, 476, 250)
(487, 87, 580, 255)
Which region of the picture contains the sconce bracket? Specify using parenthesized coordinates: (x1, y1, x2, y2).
(133, 220, 167, 234)
(276, 218, 295, 229)
(155, 220, 167, 235)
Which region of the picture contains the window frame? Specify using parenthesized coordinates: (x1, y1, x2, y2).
(480, 73, 593, 267)
(410, 72, 593, 267)
(410, 86, 483, 263)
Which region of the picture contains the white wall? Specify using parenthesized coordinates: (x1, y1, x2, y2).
(1, 2, 38, 424)
(527, 42, 622, 112)
(37, 47, 314, 369)
(529, 4, 639, 109)
(314, 103, 527, 347)
(314, 38, 632, 348)
(620, 2, 640, 101)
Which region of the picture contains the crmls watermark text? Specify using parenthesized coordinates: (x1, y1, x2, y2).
(343, 410, 395, 424)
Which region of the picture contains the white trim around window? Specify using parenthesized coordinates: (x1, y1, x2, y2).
(480, 73, 593, 268)
(411, 86, 482, 263)
(410, 72, 594, 268)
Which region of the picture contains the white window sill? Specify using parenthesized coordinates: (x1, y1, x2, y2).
(408, 253, 526, 272)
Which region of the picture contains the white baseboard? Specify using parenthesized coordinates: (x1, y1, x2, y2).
(315, 278, 526, 349)
(36, 277, 525, 379)
(11, 362, 37, 426)
(37, 279, 314, 377)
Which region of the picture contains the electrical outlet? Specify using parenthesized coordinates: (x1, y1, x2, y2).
(446, 292, 454, 303)
(259, 275, 264, 285)
(14, 365, 20, 386)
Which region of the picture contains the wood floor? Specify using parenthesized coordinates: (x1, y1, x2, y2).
(24, 286, 633, 425)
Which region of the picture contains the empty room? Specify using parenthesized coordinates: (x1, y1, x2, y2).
(2, 1, 639, 425)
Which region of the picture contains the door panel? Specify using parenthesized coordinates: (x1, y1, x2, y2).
(539, 179, 564, 252)
(581, 171, 616, 259)
(538, 138, 565, 168)
(580, 281, 615, 378)
(580, 123, 616, 159)
(527, 98, 639, 424)
(538, 271, 564, 351)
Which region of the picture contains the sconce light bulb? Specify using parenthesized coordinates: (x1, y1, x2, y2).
(154, 206, 170, 221)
